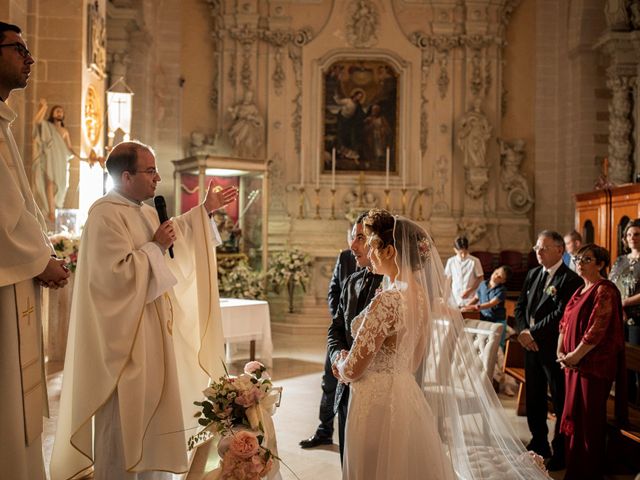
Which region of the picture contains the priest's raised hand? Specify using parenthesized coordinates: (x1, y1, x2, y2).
(203, 181, 239, 213)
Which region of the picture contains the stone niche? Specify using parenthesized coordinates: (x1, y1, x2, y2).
(192, 0, 530, 332)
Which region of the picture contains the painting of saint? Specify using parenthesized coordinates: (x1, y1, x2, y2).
(323, 60, 398, 173)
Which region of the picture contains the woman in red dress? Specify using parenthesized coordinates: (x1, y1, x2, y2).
(557, 243, 625, 480)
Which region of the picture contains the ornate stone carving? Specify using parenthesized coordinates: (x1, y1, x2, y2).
(288, 44, 303, 154)
(343, 189, 379, 222)
(227, 90, 264, 158)
(204, 0, 224, 110)
(433, 155, 449, 214)
(605, 0, 631, 31)
(607, 75, 634, 184)
(458, 99, 492, 198)
(188, 131, 231, 157)
(229, 24, 259, 89)
(346, 0, 379, 48)
(458, 219, 487, 244)
(438, 53, 450, 100)
(286, 28, 312, 155)
(88, 0, 107, 77)
(470, 49, 483, 97)
(261, 29, 294, 96)
(498, 138, 534, 214)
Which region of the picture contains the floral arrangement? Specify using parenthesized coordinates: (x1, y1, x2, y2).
(218, 430, 274, 480)
(49, 233, 80, 272)
(190, 361, 282, 480)
(266, 248, 312, 294)
(220, 260, 265, 300)
(544, 285, 557, 297)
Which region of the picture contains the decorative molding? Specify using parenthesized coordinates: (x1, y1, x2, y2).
(226, 90, 265, 158)
(87, 0, 107, 78)
(607, 75, 634, 183)
(433, 155, 449, 214)
(457, 219, 487, 244)
(498, 138, 534, 214)
(288, 28, 313, 155)
(458, 99, 492, 199)
(261, 29, 295, 96)
(229, 24, 259, 90)
(345, 0, 379, 48)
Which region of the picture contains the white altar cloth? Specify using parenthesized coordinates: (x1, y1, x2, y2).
(219, 298, 273, 367)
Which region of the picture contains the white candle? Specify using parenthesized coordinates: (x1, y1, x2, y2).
(385, 147, 390, 189)
(316, 149, 320, 190)
(402, 149, 406, 189)
(331, 148, 336, 190)
(300, 143, 305, 187)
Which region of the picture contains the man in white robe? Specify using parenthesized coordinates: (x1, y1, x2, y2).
(51, 141, 237, 479)
(0, 21, 70, 480)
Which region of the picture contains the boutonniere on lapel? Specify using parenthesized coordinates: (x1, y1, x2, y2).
(545, 285, 557, 297)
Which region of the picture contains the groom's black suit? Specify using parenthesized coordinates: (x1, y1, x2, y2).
(327, 267, 382, 462)
(514, 262, 582, 460)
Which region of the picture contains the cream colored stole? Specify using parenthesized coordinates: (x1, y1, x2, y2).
(13, 279, 43, 445)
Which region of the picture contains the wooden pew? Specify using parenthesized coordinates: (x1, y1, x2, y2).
(503, 338, 527, 416)
(606, 342, 640, 473)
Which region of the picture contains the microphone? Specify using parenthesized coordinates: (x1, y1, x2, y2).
(153, 195, 174, 259)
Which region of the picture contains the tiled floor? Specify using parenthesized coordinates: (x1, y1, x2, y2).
(44, 333, 637, 480)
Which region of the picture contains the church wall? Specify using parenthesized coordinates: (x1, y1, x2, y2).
(179, 0, 216, 153)
(535, 0, 608, 236)
(502, 0, 535, 237)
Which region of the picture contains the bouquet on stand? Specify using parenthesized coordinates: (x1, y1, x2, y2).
(190, 361, 284, 480)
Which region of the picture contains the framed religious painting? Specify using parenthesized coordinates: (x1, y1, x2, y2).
(322, 59, 399, 174)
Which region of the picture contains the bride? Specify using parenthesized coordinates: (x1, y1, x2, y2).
(335, 209, 549, 479)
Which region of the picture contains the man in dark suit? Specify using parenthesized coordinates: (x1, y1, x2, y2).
(327, 212, 383, 463)
(299, 247, 356, 448)
(515, 230, 583, 470)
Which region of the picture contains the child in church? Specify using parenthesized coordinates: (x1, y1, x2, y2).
(465, 264, 511, 349)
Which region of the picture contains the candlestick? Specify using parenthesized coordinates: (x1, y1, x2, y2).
(384, 188, 390, 210)
(331, 148, 336, 190)
(385, 147, 390, 190)
(314, 187, 321, 219)
(330, 188, 337, 220)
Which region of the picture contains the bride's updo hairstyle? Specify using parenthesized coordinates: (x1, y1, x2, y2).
(364, 208, 430, 271)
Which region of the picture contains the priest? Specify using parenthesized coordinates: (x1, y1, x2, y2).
(51, 141, 237, 479)
(0, 21, 70, 480)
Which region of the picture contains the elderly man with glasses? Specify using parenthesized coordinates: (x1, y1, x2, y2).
(514, 230, 583, 471)
(0, 21, 70, 480)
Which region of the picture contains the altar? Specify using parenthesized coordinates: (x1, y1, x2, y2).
(220, 298, 273, 367)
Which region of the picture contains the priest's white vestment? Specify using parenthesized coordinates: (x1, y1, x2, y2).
(51, 190, 226, 479)
(0, 100, 52, 480)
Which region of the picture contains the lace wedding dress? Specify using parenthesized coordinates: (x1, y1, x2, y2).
(340, 287, 456, 480)
(337, 215, 550, 480)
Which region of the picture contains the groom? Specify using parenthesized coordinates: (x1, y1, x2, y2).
(514, 230, 582, 471)
(327, 212, 383, 462)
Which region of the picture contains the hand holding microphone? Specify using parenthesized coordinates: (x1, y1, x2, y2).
(154, 195, 174, 258)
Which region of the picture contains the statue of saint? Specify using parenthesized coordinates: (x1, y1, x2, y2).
(227, 90, 264, 158)
(457, 99, 492, 169)
(32, 99, 77, 224)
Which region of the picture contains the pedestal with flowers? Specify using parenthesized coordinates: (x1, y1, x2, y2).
(190, 361, 286, 480)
